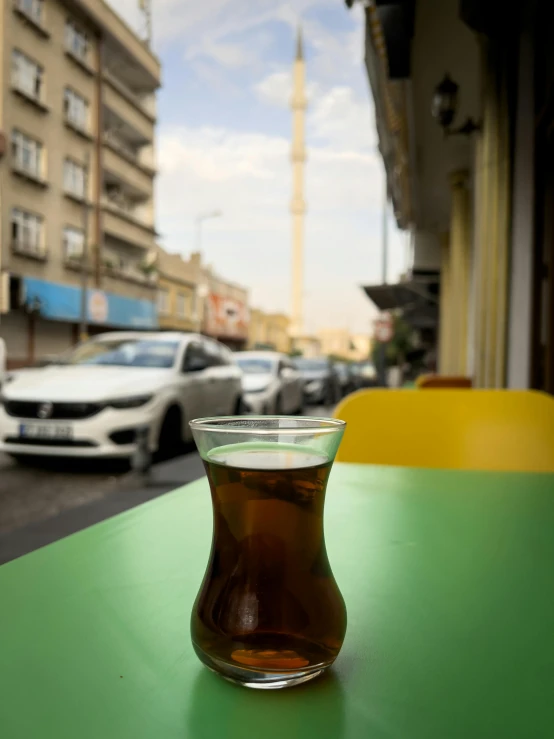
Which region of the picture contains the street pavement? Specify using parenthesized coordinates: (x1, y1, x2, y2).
(0, 405, 334, 565)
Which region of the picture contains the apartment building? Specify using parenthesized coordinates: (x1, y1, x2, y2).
(0, 0, 161, 367)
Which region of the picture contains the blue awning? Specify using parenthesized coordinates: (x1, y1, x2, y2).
(22, 278, 158, 330)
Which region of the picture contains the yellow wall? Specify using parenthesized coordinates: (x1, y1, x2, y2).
(249, 309, 291, 354)
(472, 42, 511, 388)
(439, 42, 511, 388)
(439, 171, 471, 376)
(157, 276, 197, 332)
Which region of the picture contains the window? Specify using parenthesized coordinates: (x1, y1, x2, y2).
(183, 342, 207, 373)
(12, 49, 43, 101)
(65, 19, 88, 62)
(11, 129, 43, 179)
(11, 208, 44, 256)
(66, 339, 179, 369)
(15, 0, 43, 24)
(203, 340, 224, 367)
(176, 293, 190, 318)
(64, 159, 86, 199)
(63, 227, 84, 260)
(157, 289, 170, 316)
(64, 87, 89, 131)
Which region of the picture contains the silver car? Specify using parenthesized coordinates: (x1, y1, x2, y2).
(235, 351, 304, 415)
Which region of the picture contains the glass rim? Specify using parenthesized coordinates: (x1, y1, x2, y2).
(189, 415, 346, 435)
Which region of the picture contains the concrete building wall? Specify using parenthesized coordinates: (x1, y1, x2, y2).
(35, 317, 74, 357)
(0, 311, 29, 366)
(249, 309, 290, 354)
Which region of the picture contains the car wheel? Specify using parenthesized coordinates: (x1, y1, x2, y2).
(234, 396, 248, 414)
(7, 453, 28, 465)
(294, 394, 305, 415)
(274, 394, 284, 415)
(156, 405, 183, 462)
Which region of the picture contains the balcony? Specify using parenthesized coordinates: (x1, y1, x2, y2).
(103, 131, 155, 176)
(103, 71, 156, 130)
(12, 239, 47, 262)
(102, 207, 155, 252)
(103, 146, 153, 195)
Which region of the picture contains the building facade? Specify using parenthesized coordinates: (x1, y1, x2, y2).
(156, 247, 198, 333)
(249, 309, 291, 354)
(0, 0, 160, 367)
(317, 328, 372, 362)
(156, 249, 250, 350)
(353, 0, 554, 393)
(202, 264, 249, 351)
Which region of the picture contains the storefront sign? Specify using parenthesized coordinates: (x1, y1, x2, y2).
(205, 294, 248, 340)
(374, 312, 394, 343)
(22, 278, 158, 329)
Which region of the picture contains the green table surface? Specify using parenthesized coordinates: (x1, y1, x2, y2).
(1, 464, 553, 738)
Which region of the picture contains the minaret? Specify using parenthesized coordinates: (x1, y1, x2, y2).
(290, 26, 307, 338)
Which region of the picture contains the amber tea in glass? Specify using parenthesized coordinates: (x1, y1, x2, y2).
(189, 416, 346, 689)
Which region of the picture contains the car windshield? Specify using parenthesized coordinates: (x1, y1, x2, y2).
(236, 358, 274, 374)
(65, 339, 179, 369)
(293, 359, 328, 371)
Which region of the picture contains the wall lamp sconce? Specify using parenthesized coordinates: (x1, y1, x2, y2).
(432, 74, 481, 136)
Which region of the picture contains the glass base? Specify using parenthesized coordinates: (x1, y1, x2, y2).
(193, 642, 330, 689)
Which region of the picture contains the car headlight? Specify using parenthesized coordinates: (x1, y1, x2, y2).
(246, 386, 270, 394)
(108, 394, 153, 410)
(306, 380, 323, 392)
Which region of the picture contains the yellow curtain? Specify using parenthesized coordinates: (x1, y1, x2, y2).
(473, 41, 511, 387)
(449, 170, 471, 374)
(439, 233, 452, 374)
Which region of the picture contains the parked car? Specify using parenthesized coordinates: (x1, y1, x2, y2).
(293, 357, 341, 405)
(0, 332, 243, 460)
(333, 362, 355, 398)
(235, 351, 304, 415)
(351, 361, 378, 389)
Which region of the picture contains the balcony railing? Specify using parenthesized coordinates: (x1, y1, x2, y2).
(103, 131, 156, 174)
(12, 239, 47, 261)
(103, 69, 156, 121)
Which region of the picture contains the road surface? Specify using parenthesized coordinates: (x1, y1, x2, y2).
(0, 406, 334, 564)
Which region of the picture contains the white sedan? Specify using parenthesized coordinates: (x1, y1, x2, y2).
(235, 351, 304, 415)
(0, 332, 243, 459)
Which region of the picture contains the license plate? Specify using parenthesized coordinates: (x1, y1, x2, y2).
(19, 424, 73, 440)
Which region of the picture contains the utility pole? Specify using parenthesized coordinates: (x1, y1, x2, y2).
(79, 151, 91, 343)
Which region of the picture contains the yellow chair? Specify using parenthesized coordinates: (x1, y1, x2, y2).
(416, 374, 473, 389)
(334, 389, 554, 472)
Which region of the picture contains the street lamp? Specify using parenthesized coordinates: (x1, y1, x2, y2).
(431, 73, 481, 136)
(195, 210, 222, 255)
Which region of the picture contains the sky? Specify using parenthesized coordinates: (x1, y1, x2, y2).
(108, 0, 408, 334)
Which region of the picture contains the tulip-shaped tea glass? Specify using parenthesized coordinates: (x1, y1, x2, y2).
(189, 416, 347, 689)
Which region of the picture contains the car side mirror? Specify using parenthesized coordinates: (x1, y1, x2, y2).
(185, 357, 208, 373)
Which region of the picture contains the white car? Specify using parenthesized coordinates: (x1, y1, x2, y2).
(0, 332, 243, 460)
(235, 351, 304, 415)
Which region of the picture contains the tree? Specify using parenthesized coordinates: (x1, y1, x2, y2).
(372, 314, 414, 368)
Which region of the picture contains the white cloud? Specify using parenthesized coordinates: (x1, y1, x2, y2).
(107, 0, 407, 333)
(309, 85, 376, 152)
(154, 112, 391, 332)
(254, 72, 291, 108)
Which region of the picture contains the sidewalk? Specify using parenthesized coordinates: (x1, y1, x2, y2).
(0, 452, 205, 566)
